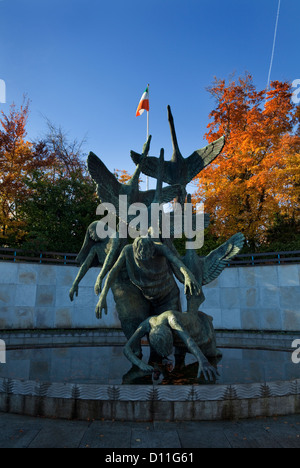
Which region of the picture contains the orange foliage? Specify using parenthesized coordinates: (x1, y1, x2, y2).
(194, 74, 300, 248)
(0, 99, 85, 244)
(114, 168, 132, 184)
(114, 168, 143, 187)
(0, 100, 54, 241)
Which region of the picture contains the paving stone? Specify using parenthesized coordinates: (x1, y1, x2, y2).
(223, 424, 278, 448)
(79, 422, 132, 448)
(0, 410, 300, 448)
(263, 417, 300, 448)
(0, 426, 40, 448)
(131, 429, 181, 449)
(27, 419, 89, 448)
(170, 421, 231, 448)
(0, 412, 41, 448)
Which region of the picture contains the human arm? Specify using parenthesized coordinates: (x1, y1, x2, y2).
(94, 235, 123, 295)
(167, 313, 218, 381)
(70, 247, 99, 301)
(95, 248, 126, 319)
(156, 243, 201, 296)
(123, 321, 154, 373)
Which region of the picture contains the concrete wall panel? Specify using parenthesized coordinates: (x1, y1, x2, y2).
(0, 262, 298, 332)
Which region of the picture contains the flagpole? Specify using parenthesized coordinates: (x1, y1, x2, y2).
(146, 84, 149, 191)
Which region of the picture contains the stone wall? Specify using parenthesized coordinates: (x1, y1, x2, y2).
(0, 261, 299, 331)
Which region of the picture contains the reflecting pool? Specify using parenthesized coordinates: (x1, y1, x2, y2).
(0, 345, 299, 386)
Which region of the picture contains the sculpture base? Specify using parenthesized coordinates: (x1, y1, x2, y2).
(0, 332, 299, 421)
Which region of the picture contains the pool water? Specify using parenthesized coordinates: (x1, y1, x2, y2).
(0, 346, 299, 386)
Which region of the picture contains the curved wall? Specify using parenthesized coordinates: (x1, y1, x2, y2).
(0, 261, 299, 332)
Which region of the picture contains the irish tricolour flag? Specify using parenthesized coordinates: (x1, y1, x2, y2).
(136, 85, 149, 116)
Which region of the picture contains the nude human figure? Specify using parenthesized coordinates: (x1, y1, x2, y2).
(123, 309, 220, 381)
(95, 236, 201, 320)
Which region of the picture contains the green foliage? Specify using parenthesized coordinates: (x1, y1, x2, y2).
(0, 97, 298, 257)
(18, 171, 98, 253)
(262, 214, 300, 253)
(172, 228, 224, 257)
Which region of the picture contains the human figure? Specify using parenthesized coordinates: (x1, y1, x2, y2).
(69, 220, 113, 301)
(123, 309, 220, 381)
(89, 143, 181, 297)
(95, 236, 201, 320)
(68, 220, 152, 357)
(120, 225, 245, 377)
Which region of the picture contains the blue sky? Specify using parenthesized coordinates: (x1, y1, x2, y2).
(0, 0, 299, 190)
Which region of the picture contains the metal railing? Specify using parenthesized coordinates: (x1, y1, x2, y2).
(0, 247, 77, 265)
(229, 250, 300, 267)
(0, 247, 299, 267)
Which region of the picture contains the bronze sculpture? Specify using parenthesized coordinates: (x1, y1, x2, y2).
(131, 106, 225, 204)
(69, 106, 244, 381)
(123, 309, 220, 381)
(121, 227, 244, 380)
(95, 236, 201, 319)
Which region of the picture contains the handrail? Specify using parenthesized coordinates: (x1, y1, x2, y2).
(229, 250, 300, 267)
(0, 247, 77, 265)
(0, 247, 299, 267)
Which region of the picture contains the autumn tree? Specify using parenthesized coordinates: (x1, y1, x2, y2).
(18, 119, 97, 253)
(42, 118, 87, 179)
(114, 168, 132, 184)
(194, 74, 300, 251)
(0, 99, 56, 245)
(0, 100, 98, 251)
(19, 172, 98, 253)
